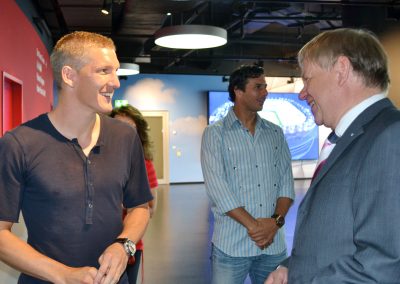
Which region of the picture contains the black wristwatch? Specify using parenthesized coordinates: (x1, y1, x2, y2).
(114, 238, 136, 257)
(271, 214, 285, 228)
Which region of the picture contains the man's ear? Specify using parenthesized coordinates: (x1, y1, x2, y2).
(61, 66, 77, 88)
(334, 55, 351, 87)
(234, 86, 243, 99)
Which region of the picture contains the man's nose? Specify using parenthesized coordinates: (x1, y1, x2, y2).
(111, 73, 121, 89)
(298, 87, 307, 100)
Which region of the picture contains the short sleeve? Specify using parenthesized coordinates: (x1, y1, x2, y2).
(0, 133, 25, 222)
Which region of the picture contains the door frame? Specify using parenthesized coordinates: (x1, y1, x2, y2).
(142, 110, 170, 184)
(2, 72, 23, 136)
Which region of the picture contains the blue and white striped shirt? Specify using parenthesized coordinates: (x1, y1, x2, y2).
(201, 108, 295, 257)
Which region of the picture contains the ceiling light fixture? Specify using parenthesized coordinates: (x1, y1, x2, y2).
(101, 0, 112, 15)
(117, 63, 140, 76)
(155, 25, 227, 49)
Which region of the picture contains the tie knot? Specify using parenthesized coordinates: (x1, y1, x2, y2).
(327, 131, 339, 144)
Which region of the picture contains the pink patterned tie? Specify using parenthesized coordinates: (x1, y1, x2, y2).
(311, 131, 339, 181)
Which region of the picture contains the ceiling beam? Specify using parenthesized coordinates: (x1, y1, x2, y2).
(49, 0, 68, 34)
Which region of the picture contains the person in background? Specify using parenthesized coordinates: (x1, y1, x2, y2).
(110, 104, 159, 284)
(201, 64, 295, 284)
(0, 31, 153, 284)
(266, 28, 400, 284)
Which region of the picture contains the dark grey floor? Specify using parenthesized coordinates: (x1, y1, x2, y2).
(141, 180, 310, 284)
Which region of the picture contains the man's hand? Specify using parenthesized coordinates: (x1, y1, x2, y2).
(264, 266, 288, 284)
(60, 266, 98, 284)
(248, 218, 278, 249)
(93, 243, 128, 284)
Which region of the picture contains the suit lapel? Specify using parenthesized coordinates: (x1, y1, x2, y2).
(310, 128, 362, 186)
(296, 99, 394, 223)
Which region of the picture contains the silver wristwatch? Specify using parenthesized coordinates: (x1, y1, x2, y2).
(114, 238, 136, 257)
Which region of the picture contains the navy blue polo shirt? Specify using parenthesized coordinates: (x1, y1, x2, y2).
(0, 114, 153, 283)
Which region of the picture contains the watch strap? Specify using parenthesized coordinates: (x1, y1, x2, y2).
(114, 238, 136, 257)
(114, 237, 128, 243)
(271, 213, 285, 228)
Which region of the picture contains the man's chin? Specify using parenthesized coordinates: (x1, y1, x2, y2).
(99, 104, 113, 114)
(314, 118, 323, 126)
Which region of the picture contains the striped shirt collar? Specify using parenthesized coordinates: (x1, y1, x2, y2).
(225, 107, 271, 130)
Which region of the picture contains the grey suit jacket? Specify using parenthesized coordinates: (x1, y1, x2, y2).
(287, 99, 400, 283)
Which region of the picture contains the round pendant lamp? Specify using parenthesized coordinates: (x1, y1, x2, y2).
(117, 63, 140, 76)
(155, 25, 227, 49)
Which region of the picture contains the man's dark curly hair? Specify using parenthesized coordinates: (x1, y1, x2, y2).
(228, 64, 264, 102)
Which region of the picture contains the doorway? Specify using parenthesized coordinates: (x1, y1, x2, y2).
(2, 72, 23, 136)
(142, 111, 169, 184)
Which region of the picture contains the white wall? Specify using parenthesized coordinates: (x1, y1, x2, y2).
(115, 75, 329, 182)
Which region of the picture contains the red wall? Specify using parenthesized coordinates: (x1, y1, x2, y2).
(0, 0, 53, 135)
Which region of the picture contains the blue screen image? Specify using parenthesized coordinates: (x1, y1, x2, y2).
(208, 91, 319, 160)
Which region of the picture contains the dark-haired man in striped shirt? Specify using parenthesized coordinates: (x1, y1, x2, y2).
(201, 64, 295, 284)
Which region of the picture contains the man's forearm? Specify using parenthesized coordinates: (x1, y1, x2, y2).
(0, 225, 71, 283)
(121, 204, 150, 243)
(273, 197, 293, 217)
(226, 207, 257, 231)
(226, 198, 293, 231)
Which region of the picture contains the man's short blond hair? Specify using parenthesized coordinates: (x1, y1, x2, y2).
(50, 31, 116, 89)
(298, 28, 390, 91)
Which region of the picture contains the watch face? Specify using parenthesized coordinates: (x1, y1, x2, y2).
(276, 216, 285, 227)
(272, 214, 285, 227)
(124, 240, 136, 256)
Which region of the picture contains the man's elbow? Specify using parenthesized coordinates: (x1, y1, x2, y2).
(126, 203, 149, 213)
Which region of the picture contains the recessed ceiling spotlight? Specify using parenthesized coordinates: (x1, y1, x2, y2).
(101, 0, 112, 15)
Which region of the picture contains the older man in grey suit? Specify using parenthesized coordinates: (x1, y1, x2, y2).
(266, 28, 400, 284)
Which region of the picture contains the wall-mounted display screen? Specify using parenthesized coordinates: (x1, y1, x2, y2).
(208, 91, 319, 160)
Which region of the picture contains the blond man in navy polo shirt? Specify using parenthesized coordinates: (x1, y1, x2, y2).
(0, 31, 153, 284)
